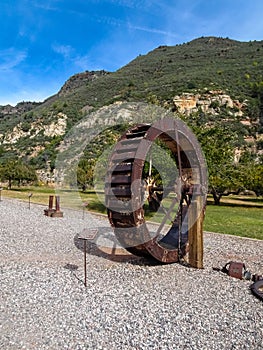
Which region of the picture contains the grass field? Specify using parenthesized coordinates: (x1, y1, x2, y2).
(1, 186, 262, 240)
(204, 205, 263, 240)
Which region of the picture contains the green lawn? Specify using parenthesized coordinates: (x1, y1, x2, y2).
(1, 186, 55, 205)
(204, 204, 263, 240)
(2, 186, 262, 240)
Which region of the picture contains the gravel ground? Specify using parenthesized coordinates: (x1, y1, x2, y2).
(0, 198, 262, 350)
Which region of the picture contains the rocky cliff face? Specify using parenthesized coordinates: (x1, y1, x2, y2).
(1, 112, 67, 145)
(172, 90, 262, 165)
(173, 90, 245, 116)
(172, 90, 261, 133)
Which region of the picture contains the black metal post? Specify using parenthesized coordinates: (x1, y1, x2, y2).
(83, 240, 87, 287)
(78, 229, 97, 287)
(78, 237, 88, 287)
(28, 193, 33, 209)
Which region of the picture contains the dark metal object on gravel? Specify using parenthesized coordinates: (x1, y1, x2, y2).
(250, 279, 263, 301)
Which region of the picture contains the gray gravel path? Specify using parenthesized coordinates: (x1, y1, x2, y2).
(0, 198, 262, 350)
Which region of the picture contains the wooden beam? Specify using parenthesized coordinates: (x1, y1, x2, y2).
(188, 196, 204, 268)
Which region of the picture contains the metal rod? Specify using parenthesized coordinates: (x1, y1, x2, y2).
(83, 240, 87, 287)
(149, 151, 152, 178)
(28, 193, 33, 209)
(175, 128, 183, 256)
(155, 195, 179, 237)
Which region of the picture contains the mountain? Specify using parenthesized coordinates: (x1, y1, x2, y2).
(0, 36, 263, 181)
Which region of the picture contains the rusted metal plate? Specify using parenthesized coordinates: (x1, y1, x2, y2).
(109, 163, 133, 173)
(110, 174, 131, 184)
(228, 262, 245, 280)
(109, 187, 131, 197)
(120, 138, 143, 146)
(79, 228, 98, 241)
(144, 239, 179, 263)
(114, 141, 140, 152)
(110, 151, 137, 162)
(107, 198, 132, 211)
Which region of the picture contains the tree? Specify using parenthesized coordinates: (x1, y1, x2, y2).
(250, 81, 263, 127)
(241, 163, 263, 196)
(208, 164, 244, 205)
(0, 159, 37, 189)
(77, 166, 93, 192)
(190, 119, 245, 205)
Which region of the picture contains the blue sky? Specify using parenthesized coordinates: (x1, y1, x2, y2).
(1, 0, 263, 106)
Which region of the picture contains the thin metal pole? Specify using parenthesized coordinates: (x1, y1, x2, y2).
(175, 127, 183, 259)
(149, 151, 152, 178)
(83, 240, 87, 287)
(28, 193, 33, 209)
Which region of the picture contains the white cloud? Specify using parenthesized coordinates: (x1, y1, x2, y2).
(106, 0, 148, 10)
(0, 48, 27, 71)
(74, 54, 90, 70)
(127, 23, 178, 39)
(52, 43, 90, 70)
(31, 2, 59, 12)
(52, 44, 74, 59)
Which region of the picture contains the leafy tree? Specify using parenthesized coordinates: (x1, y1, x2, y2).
(77, 161, 94, 191)
(239, 151, 263, 196)
(242, 164, 263, 196)
(0, 159, 37, 189)
(250, 81, 263, 126)
(31, 136, 62, 171)
(186, 117, 245, 205)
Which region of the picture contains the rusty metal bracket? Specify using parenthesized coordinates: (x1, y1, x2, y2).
(213, 261, 246, 280)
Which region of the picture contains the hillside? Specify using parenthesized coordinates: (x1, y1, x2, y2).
(0, 36, 263, 182)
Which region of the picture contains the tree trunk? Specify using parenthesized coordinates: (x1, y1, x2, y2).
(212, 190, 222, 205)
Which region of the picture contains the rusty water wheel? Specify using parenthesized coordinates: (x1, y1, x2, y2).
(105, 118, 206, 263)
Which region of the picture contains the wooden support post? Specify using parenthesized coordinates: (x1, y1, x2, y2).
(188, 196, 204, 269)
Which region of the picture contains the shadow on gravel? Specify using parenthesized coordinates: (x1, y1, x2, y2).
(63, 263, 85, 284)
(73, 227, 159, 266)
